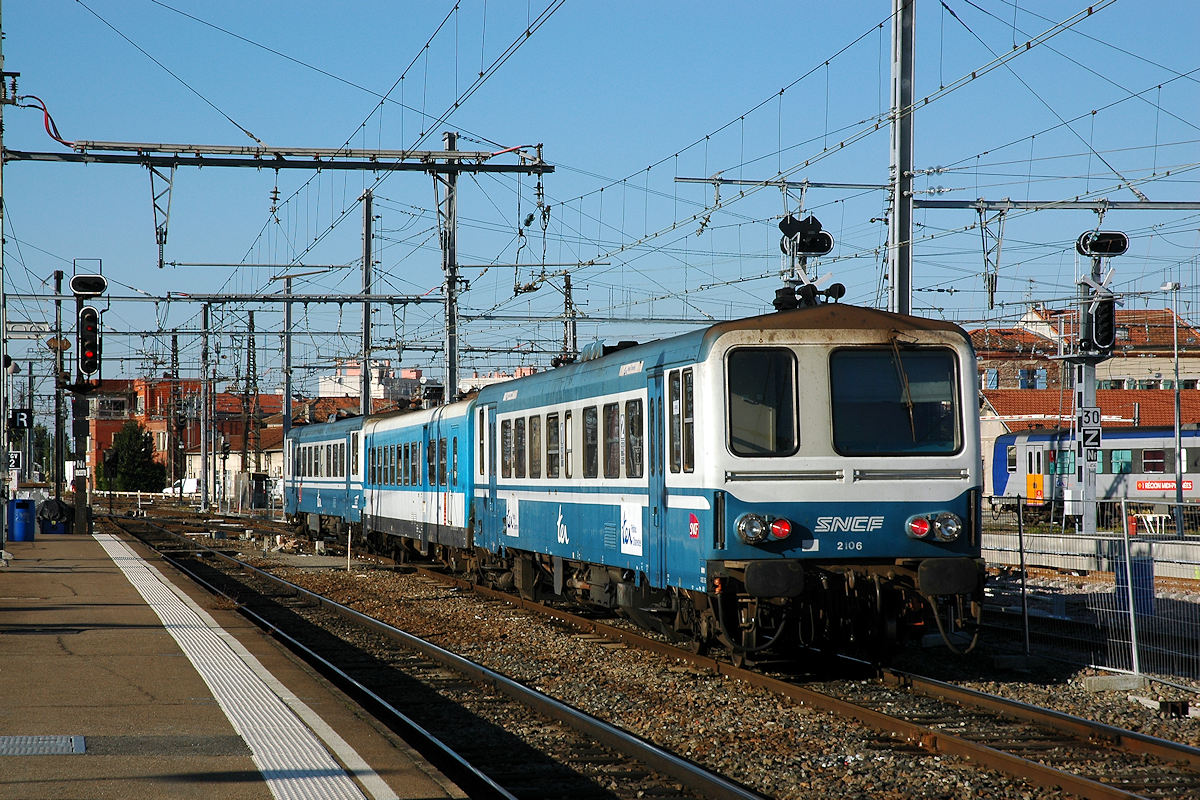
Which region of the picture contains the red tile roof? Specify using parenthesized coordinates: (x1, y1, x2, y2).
(983, 388, 1200, 431)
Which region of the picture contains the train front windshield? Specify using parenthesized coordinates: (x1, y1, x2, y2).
(829, 348, 961, 455)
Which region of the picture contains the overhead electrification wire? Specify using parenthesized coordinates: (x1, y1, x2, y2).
(74, 0, 265, 145)
(941, 0, 1143, 200)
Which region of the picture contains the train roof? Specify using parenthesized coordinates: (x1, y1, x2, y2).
(474, 304, 970, 410)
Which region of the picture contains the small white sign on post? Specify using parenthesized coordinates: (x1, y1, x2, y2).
(1077, 406, 1102, 471)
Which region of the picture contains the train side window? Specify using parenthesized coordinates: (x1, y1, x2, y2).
(529, 416, 542, 479)
(669, 371, 681, 472)
(426, 438, 436, 485)
(1111, 449, 1133, 474)
(683, 368, 695, 472)
(1188, 448, 1200, 472)
(1142, 449, 1166, 473)
(411, 442, 420, 485)
(351, 433, 359, 477)
(438, 438, 447, 486)
(393, 445, 399, 485)
(326, 445, 333, 477)
(546, 413, 561, 478)
(1006, 445, 1017, 473)
(366, 447, 373, 484)
(501, 420, 513, 478)
(452, 436, 458, 485)
(603, 402, 621, 479)
(626, 399, 644, 478)
(565, 410, 574, 478)
(400, 443, 407, 485)
(584, 406, 599, 478)
(515, 418, 527, 479)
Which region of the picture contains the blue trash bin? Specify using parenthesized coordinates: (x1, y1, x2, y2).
(6, 499, 35, 542)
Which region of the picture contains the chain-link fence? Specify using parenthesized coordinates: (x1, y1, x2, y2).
(983, 495, 1200, 678)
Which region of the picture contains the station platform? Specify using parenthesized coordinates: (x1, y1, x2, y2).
(0, 528, 467, 800)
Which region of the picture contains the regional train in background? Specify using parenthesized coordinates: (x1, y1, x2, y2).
(284, 301, 986, 660)
(991, 426, 1200, 523)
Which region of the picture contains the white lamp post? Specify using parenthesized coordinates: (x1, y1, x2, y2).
(1162, 281, 1183, 535)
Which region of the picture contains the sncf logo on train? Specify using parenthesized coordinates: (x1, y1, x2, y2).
(814, 516, 885, 533)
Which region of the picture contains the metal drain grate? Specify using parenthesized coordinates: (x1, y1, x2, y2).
(0, 735, 85, 756)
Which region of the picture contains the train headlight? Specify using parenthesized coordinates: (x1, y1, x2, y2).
(905, 515, 933, 539)
(736, 513, 769, 544)
(933, 512, 963, 542)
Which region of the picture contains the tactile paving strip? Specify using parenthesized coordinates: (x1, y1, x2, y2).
(95, 534, 369, 800)
(0, 735, 85, 756)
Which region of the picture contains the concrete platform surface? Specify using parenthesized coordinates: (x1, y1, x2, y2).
(0, 530, 466, 800)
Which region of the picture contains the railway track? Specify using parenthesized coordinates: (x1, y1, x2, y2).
(415, 563, 1200, 799)
(105, 513, 765, 800)
(111, 508, 1200, 798)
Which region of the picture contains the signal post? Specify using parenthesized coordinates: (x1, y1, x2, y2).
(68, 273, 105, 535)
(1069, 231, 1125, 538)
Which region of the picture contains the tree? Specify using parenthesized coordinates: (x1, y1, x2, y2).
(103, 420, 167, 492)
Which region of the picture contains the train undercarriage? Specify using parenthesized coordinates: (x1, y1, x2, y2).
(296, 513, 983, 662)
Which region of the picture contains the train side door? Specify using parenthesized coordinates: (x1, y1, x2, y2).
(482, 403, 500, 542)
(1026, 446, 1045, 506)
(648, 371, 667, 587)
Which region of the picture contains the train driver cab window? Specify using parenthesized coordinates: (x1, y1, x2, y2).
(830, 348, 959, 456)
(1006, 445, 1017, 473)
(727, 349, 798, 457)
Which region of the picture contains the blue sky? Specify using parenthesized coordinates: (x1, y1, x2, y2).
(3, 1, 1199, 396)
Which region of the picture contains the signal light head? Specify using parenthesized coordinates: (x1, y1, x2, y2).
(77, 306, 101, 375)
(1076, 230, 1128, 257)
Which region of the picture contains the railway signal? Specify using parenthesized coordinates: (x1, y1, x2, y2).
(77, 306, 101, 375)
(69, 273, 108, 297)
(778, 213, 834, 256)
(1075, 230, 1129, 258)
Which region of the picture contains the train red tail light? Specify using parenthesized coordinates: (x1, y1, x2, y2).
(769, 519, 792, 540)
(906, 516, 932, 539)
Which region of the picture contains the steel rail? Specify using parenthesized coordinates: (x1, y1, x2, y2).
(417, 568, 1189, 800)
(106, 517, 515, 800)
(887, 669, 1200, 770)
(115, 517, 765, 800)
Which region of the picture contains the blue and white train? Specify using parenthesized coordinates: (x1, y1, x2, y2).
(285, 304, 985, 657)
